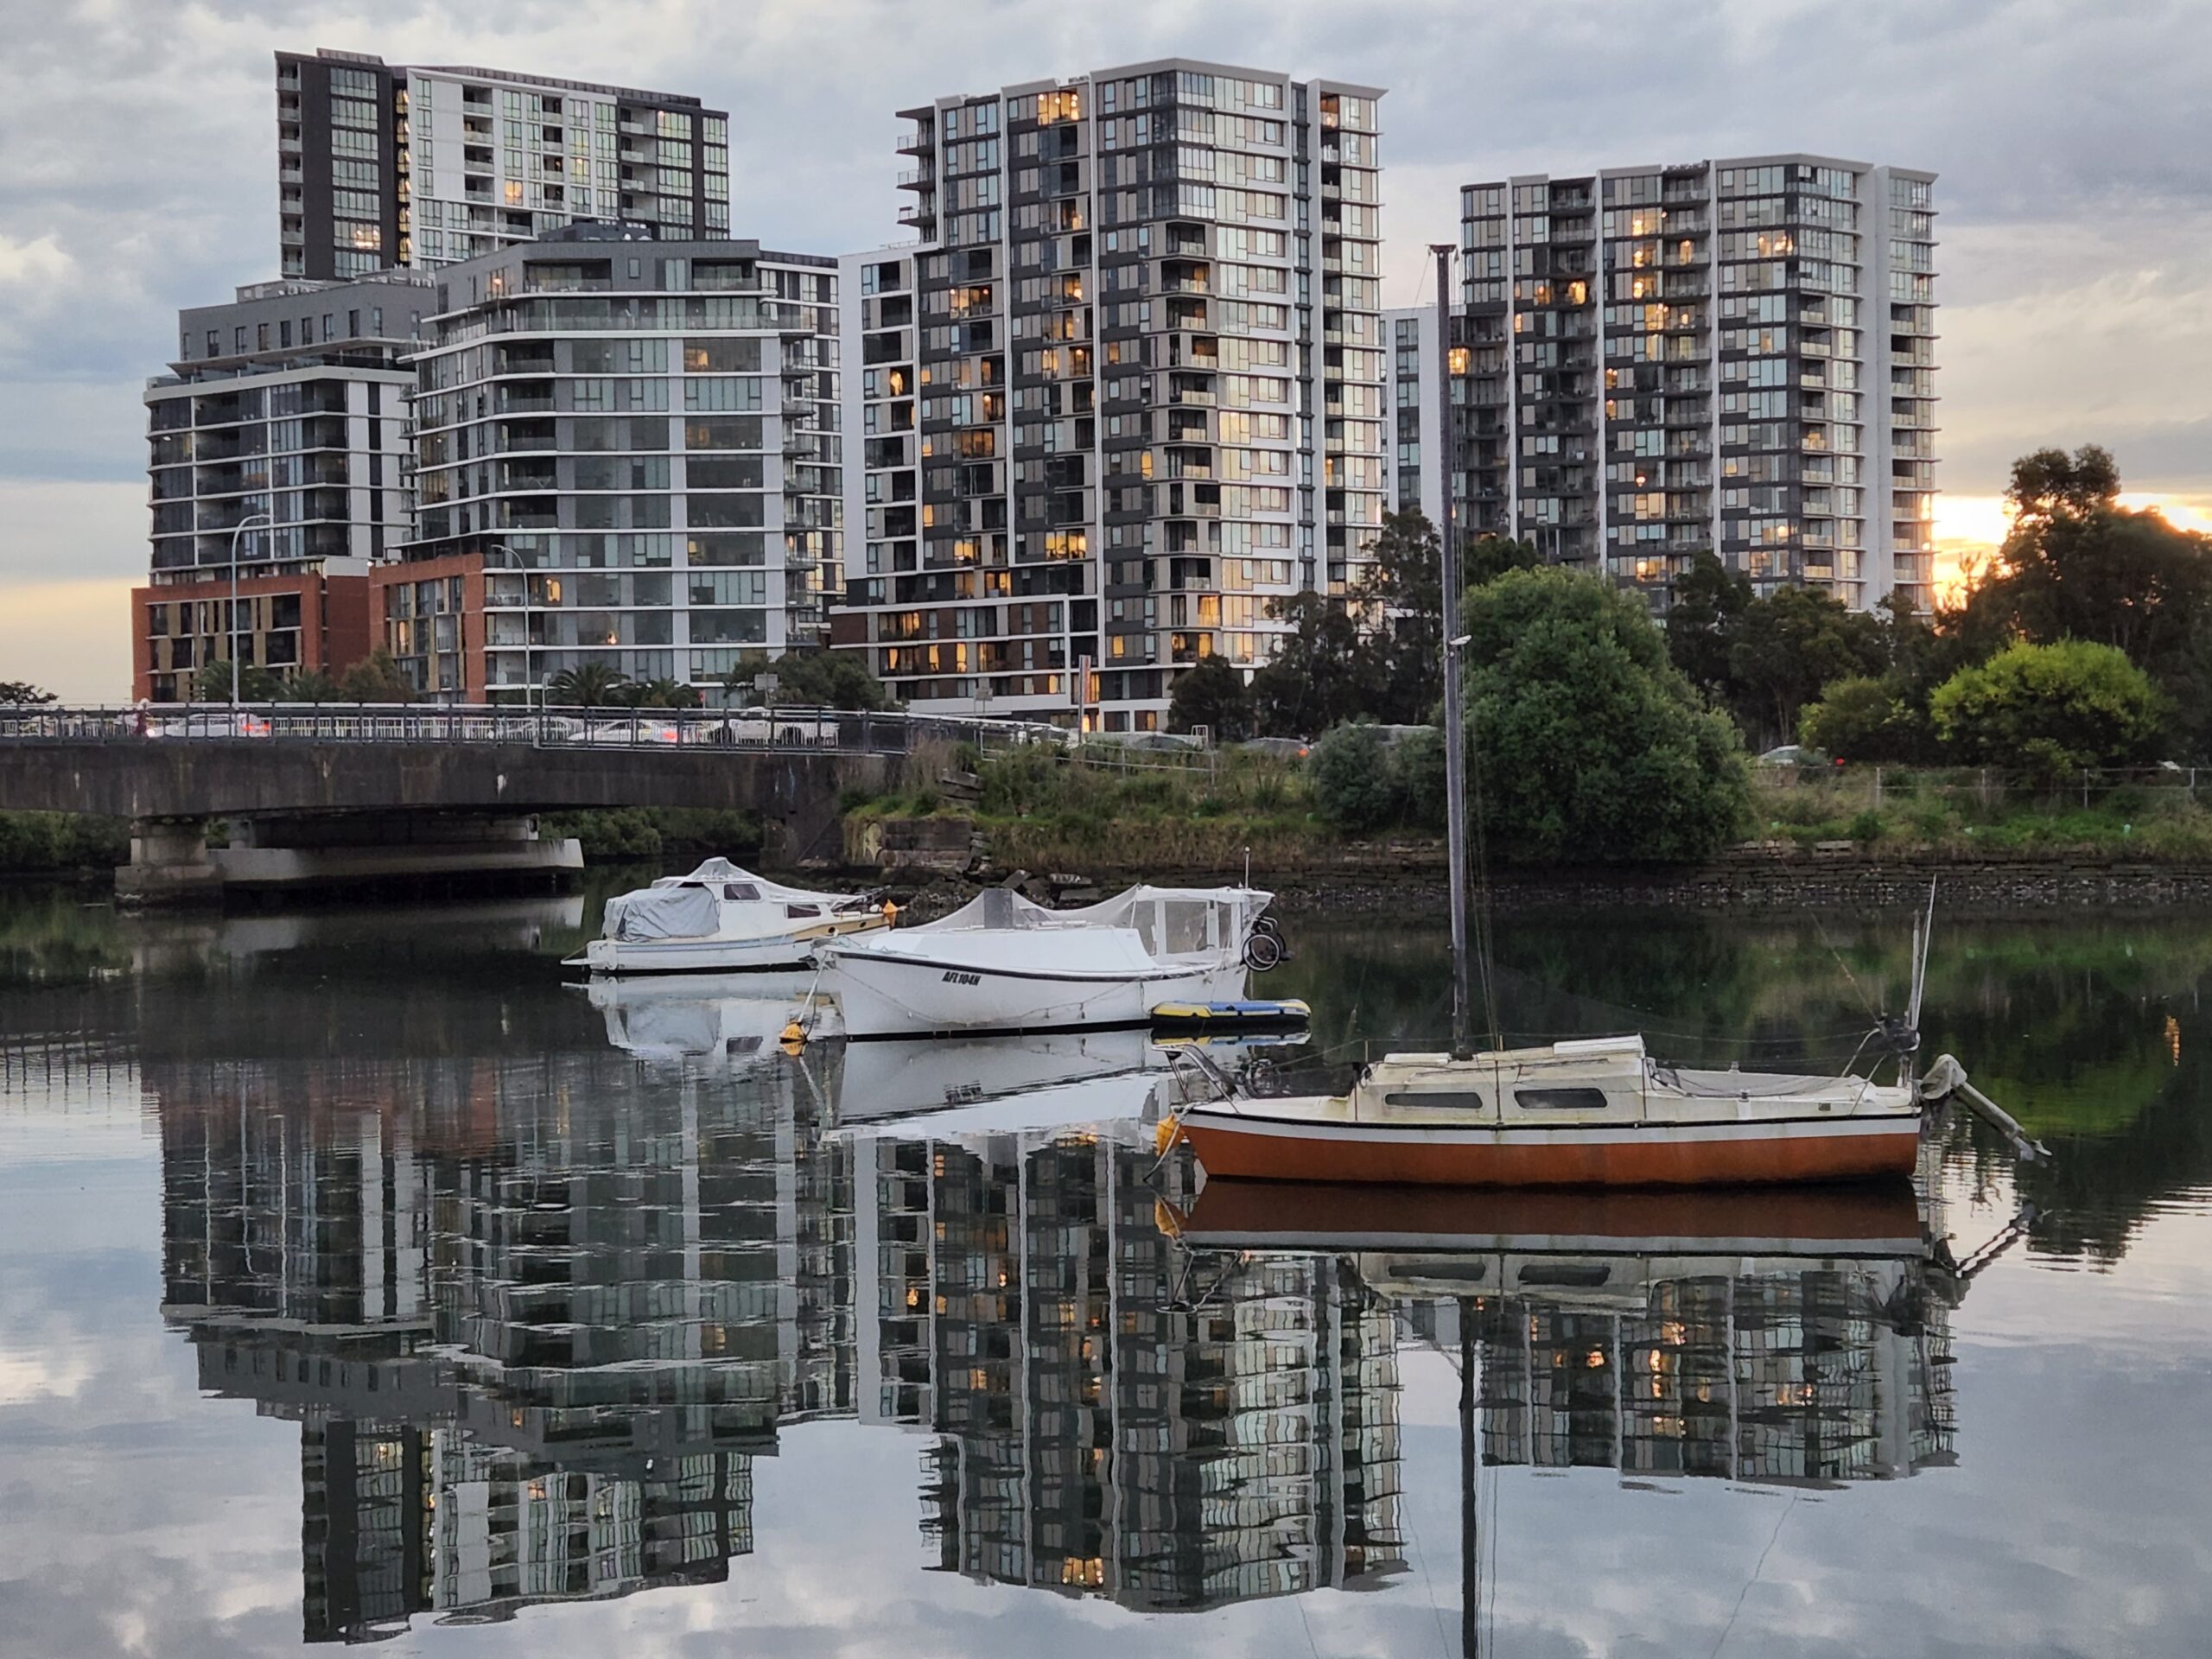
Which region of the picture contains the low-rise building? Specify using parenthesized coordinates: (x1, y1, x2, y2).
(135, 270, 428, 701)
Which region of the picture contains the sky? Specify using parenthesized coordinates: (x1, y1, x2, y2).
(2, 0, 2209, 701)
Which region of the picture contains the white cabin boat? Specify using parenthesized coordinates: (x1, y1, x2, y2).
(1172, 1033, 1935, 1188)
(572, 858, 888, 975)
(824, 883, 1273, 1038)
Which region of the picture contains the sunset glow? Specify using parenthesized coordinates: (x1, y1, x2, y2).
(1930, 492, 2212, 605)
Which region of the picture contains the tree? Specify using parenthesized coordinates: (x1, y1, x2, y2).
(0, 681, 56, 706)
(615, 677, 702, 709)
(1350, 508, 1444, 724)
(1948, 447, 2212, 675)
(1725, 584, 1887, 749)
(1664, 552, 1751, 707)
(1249, 593, 1380, 737)
(1799, 675, 1936, 764)
(766, 649, 891, 712)
(339, 649, 418, 703)
(193, 658, 283, 702)
(544, 662, 630, 709)
(1929, 639, 2166, 775)
(1462, 568, 1751, 863)
(1166, 653, 1254, 741)
(2006, 443, 2121, 523)
(1464, 533, 1541, 587)
(280, 667, 342, 702)
(1308, 721, 1402, 830)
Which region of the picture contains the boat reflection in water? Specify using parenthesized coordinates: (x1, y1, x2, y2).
(1175, 1178, 1961, 1488)
(148, 1044, 1963, 1643)
(587, 971, 816, 1063)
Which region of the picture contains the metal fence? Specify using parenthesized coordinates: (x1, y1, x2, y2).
(1756, 762, 2206, 810)
(0, 703, 1072, 758)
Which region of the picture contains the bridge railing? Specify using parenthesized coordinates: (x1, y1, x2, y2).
(0, 703, 1072, 757)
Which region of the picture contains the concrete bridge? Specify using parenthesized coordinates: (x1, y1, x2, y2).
(0, 704, 1021, 899)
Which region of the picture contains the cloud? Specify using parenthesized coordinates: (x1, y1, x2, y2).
(0, 0, 2207, 685)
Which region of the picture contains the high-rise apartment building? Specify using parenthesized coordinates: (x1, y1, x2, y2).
(1382, 305, 1443, 525)
(395, 226, 840, 701)
(276, 49, 729, 281)
(1452, 155, 1936, 613)
(135, 271, 428, 701)
(835, 61, 1387, 730)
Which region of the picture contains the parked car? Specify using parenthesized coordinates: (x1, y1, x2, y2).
(1240, 736, 1312, 760)
(146, 710, 272, 739)
(1756, 744, 1829, 768)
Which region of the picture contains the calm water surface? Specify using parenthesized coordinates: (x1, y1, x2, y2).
(1, 876, 2207, 1657)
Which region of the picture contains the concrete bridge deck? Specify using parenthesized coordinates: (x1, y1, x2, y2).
(0, 703, 1029, 899)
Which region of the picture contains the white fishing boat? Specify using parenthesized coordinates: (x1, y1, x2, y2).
(571, 858, 888, 976)
(823, 883, 1277, 1038)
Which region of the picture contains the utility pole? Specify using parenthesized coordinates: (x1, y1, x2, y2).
(1434, 244, 1474, 1061)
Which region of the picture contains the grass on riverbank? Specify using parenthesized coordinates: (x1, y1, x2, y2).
(1751, 774, 2212, 858)
(845, 741, 1332, 870)
(537, 806, 763, 862)
(842, 742, 2212, 868)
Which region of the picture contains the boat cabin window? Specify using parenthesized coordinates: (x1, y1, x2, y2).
(785, 903, 821, 918)
(1516, 1262, 1613, 1288)
(1514, 1087, 1611, 1111)
(1382, 1090, 1490, 1111)
(723, 883, 761, 901)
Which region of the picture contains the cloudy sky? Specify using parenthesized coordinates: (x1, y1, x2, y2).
(2, 0, 2207, 700)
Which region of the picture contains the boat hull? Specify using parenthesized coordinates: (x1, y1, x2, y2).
(1179, 1109, 1923, 1187)
(831, 952, 1246, 1038)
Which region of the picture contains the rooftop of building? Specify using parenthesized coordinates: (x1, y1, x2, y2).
(899, 58, 1385, 118)
(276, 47, 716, 110)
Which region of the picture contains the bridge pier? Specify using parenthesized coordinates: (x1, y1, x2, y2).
(117, 821, 223, 906)
(118, 813, 582, 905)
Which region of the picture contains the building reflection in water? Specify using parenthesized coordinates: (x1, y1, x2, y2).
(149, 1046, 1958, 1643)
(855, 1130, 1404, 1609)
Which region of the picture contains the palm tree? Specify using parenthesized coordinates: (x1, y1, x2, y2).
(624, 677, 702, 710)
(545, 663, 630, 709)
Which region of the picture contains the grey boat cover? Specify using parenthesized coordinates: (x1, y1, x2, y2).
(606, 882, 719, 943)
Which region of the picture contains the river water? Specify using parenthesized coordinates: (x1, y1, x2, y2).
(0, 876, 2206, 1657)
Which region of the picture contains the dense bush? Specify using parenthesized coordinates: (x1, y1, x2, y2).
(1929, 639, 2167, 775)
(1800, 674, 1937, 763)
(0, 812, 130, 874)
(1465, 569, 1751, 862)
(1308, 722, 1402, 830)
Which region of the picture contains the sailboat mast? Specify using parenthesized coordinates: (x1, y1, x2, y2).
(1435, 243, 1475, 1062)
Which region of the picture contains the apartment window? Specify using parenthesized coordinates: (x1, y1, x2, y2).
(279, 321, 292, 348)
(256, 323, 270, 352)
(206, 330, 219, 357)
(321, 314, 334, 340)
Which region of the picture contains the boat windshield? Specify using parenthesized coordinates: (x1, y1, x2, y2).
(916, 883, 1269, 956)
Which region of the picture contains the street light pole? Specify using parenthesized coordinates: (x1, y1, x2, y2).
(487, 543, 530, 713)
(228, 511, 274, 712)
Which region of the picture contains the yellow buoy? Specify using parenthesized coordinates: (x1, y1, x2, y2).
(1154, 1116, 1182, 1157)
(880, 899, 899, 925)
(780, 1019, 806, 1050)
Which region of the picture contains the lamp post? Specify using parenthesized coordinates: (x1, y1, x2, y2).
(486, 543, 531, 712)
(228, 511, 274, 712)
